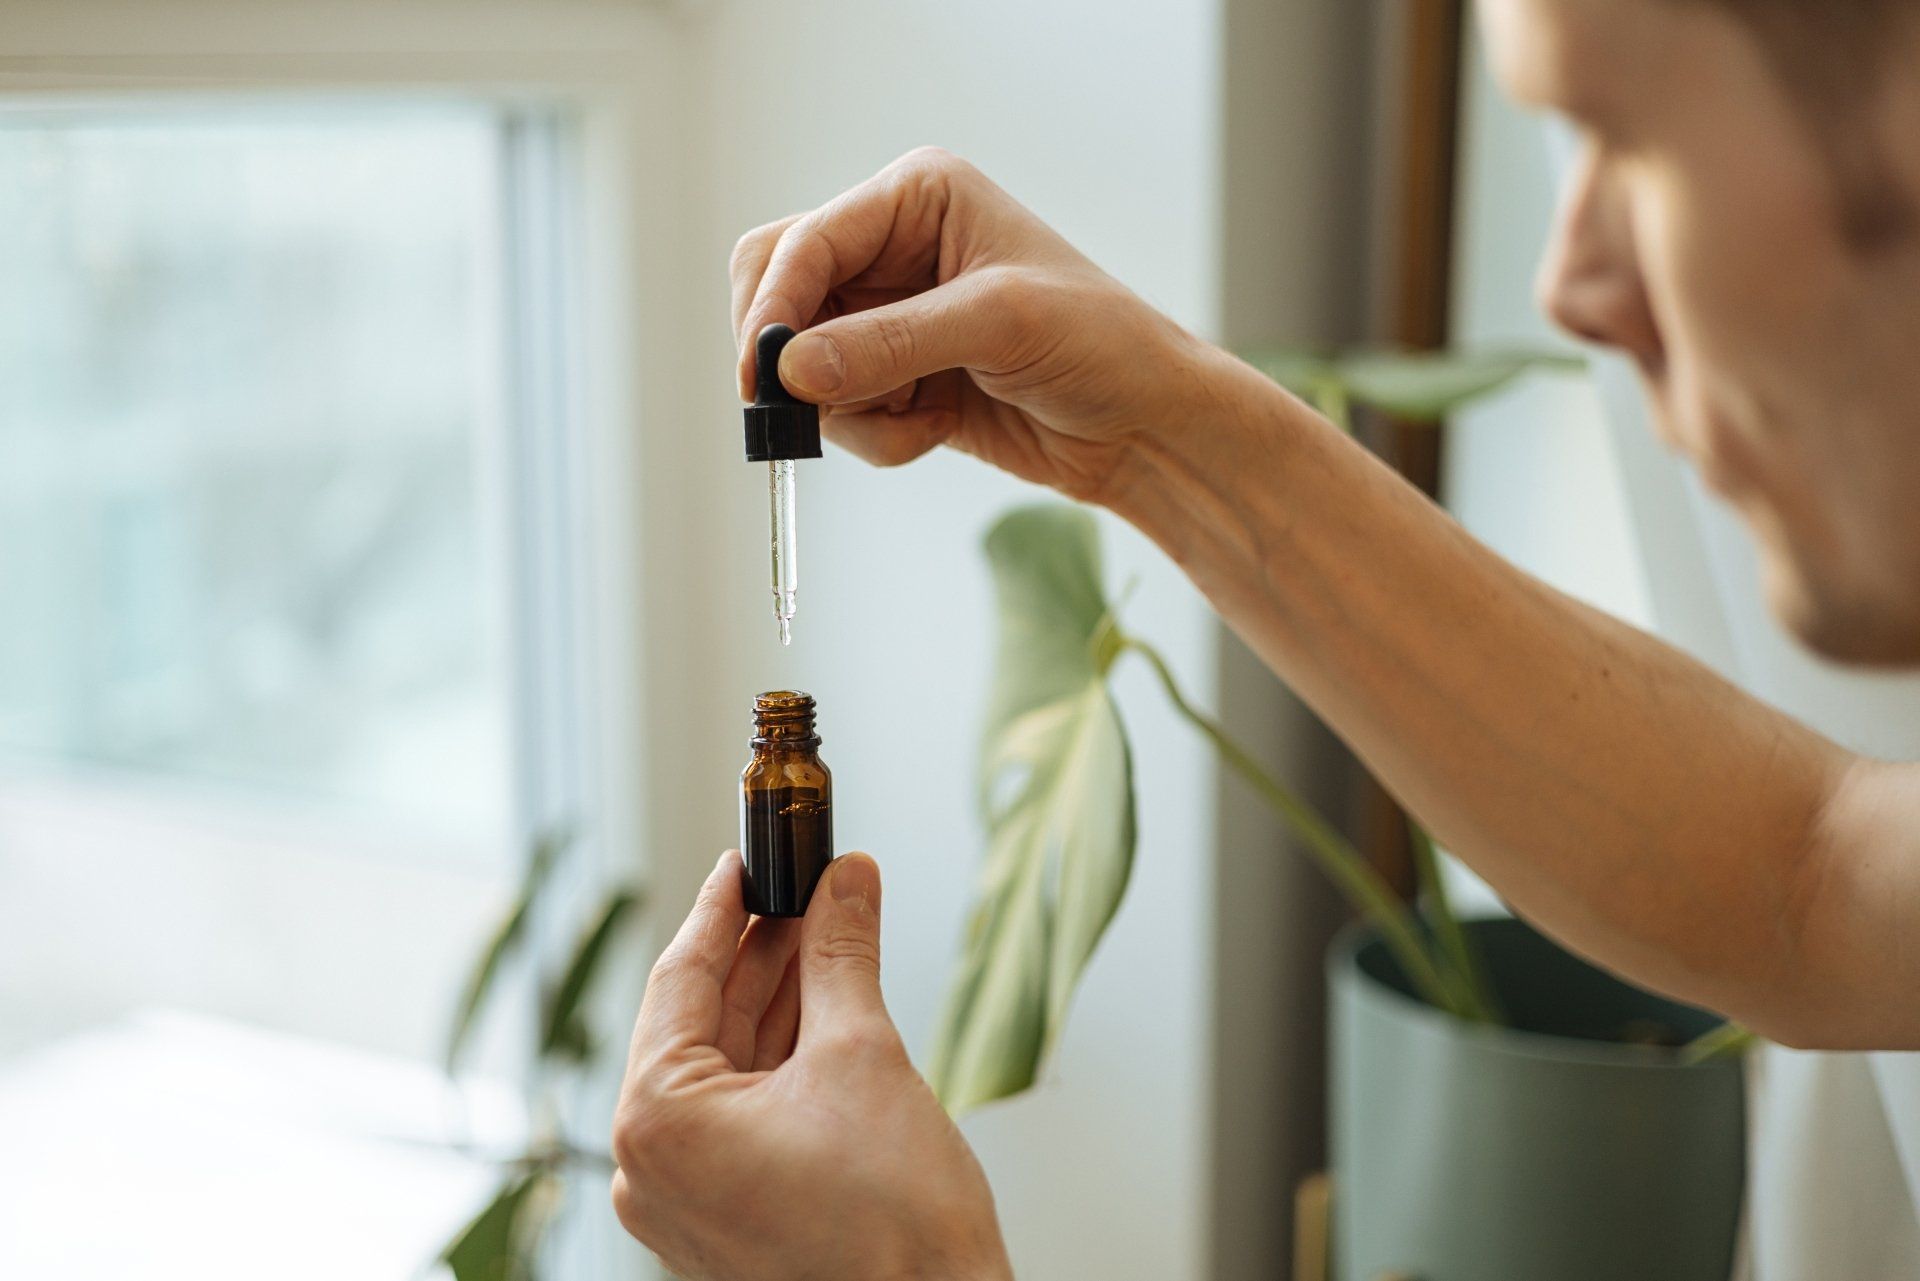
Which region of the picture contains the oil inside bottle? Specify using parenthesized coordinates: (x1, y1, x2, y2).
(741, 785, 832, 917)
(740, 690, 834, 917)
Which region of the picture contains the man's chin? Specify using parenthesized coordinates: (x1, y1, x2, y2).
(1765, 561, 1920, 667)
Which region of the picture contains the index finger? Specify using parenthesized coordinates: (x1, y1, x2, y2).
(734, 149, 964, 399)
(729, 211, 803, 377)
(625, 851, 751, 1074)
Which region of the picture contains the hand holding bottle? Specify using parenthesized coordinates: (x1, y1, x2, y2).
(730, 146, 1250, 509)
(612, 852, 1013, 1281)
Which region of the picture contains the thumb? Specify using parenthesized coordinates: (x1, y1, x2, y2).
(779, 274, 1028, 406)
(795, 854, 890, 1031)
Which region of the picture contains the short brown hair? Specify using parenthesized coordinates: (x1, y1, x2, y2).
(1685, 0, 1917, 245)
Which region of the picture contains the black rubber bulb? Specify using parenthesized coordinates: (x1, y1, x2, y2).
(743, 324, 822, 462)
(755, 324, 802, 406)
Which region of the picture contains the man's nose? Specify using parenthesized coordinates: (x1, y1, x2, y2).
(1536, 156, 1662, 365)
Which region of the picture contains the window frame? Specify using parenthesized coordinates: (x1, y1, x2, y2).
(0, 0, 686, 1068)
(0, 13, 699, 1273)
(0, 7, 698, 1275)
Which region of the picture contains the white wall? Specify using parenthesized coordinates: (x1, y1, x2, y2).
(662, 4, 1227, 1277)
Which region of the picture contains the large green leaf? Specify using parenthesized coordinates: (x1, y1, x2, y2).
(446, 828, 572, 1073)
(1241, 345, 1584, 423)
(978, 506, 1111, 766)
(1039, 689, 1134, 1033)
(441, 1170, 559, 1281)
(539, 888, 644, 1063)
(927, 506, 1136, 1113)
(1332, 348, 1584, 420)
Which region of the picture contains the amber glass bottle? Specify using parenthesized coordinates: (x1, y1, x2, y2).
(740, 690, 834, 917)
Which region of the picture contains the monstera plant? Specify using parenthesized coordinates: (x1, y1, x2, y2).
(926, 348, 1749, 1112)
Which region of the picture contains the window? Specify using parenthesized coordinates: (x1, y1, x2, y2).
(0, 99, 599, 1066)
(0, 104, 515, 843)
(0, 5, 666, 1266)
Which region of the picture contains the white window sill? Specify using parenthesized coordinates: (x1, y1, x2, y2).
(0, 1009, 524, 1279)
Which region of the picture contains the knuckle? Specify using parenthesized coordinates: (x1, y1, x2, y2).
(646, 946, 698, 995)
(828, 1017, 907, 1065)
(610, 1171, 662, 1247)
(609, 1097, 654, 1172)
(728, 221, 783, 274)
(611, 1087, 687, 1174)
(859, 310, 919, 374)
(728, 231, 762, 276)
(754, 286, 807, 333)
(898, 143, 958, 173)
(892, 145, 976, 196)
(813, 920, 882, 972)
(610, 1172, 636, 1232)
(978, 265, 1047, 326)
(969, 267, 1057, 361)
(646, 949, 681, 987)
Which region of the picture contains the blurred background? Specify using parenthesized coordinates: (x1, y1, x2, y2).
(0, 1, 1704, 1278)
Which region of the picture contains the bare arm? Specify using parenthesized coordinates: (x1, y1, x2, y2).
(1110, 343, 1918, 1049)
(729, 147, 1920, 1049)
(612, 141, 1920, 1278)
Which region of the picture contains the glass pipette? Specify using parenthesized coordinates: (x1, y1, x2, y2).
(770, 458, 797, 645)
(744, 324, 821, 646)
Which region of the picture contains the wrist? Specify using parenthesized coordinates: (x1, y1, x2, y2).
(927, 1221, 1013, 1281)
(912, 1200, 1013, 1281)
(929, 1253, 1012, 1281)
(1102, 337, 1321, 609)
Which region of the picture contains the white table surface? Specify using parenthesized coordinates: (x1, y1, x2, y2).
(0, 1009, 523, 1279)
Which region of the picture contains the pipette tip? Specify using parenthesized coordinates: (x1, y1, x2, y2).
(779, 617, 791, 647)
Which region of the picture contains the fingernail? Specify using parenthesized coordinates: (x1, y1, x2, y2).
(830, 853, 880, 912)
(781, 333, 845, 397)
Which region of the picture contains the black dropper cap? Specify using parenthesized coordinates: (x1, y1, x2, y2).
(744, 323, 823, 462)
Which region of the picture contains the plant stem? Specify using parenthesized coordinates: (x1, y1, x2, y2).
(1407, 820, 1501, 1024)
(1679, 1020, 1759, 1067)
(1120, 636, 1465, 1018)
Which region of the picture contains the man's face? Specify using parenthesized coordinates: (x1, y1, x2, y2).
(1481, 0, 1920, 663)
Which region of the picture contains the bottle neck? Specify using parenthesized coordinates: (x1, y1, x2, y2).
(751, 690, 820, 751)
(752, 736, 821, 754)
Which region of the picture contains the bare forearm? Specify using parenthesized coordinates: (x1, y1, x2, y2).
(1108, 342, 1910, 1047)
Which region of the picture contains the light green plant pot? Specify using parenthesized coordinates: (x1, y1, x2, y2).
(1329, 918, 1745, 1281)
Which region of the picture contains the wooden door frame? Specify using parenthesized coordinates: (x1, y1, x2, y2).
(1353, 0, 1467, 893)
